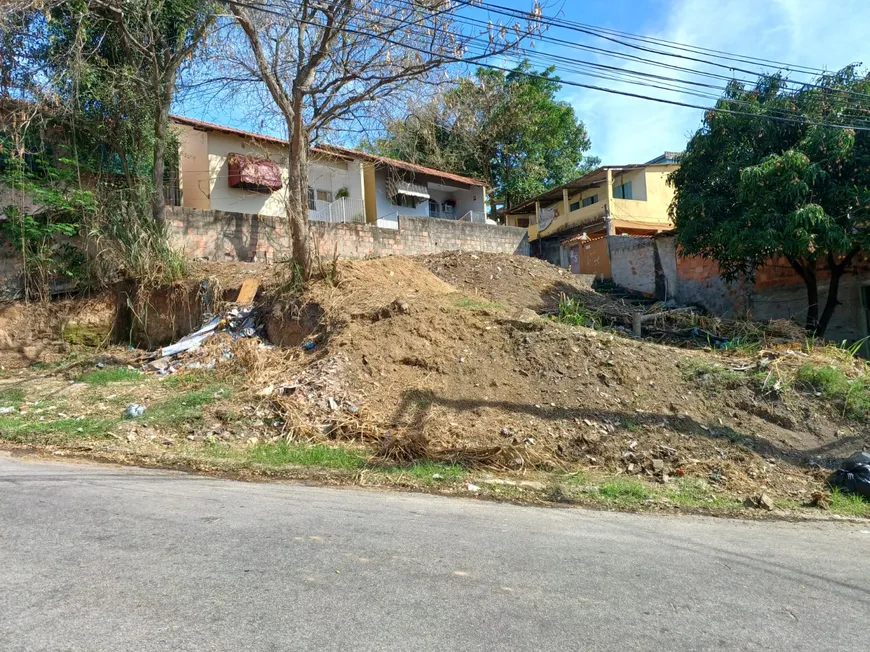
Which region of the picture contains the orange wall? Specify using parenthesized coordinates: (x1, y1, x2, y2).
(578, 237, 611, 278)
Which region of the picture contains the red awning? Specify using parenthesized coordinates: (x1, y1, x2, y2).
(227, 153, 283, 192)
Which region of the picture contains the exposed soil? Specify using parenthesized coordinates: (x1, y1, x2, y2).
(1, 252, 868, 514)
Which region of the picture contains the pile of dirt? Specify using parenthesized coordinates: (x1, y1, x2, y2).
(415, 251, 614, 313)
(260, 253, 867, 503)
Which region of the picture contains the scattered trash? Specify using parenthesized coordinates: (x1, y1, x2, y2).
(0, 407, 16, 414)
(235, 278, 260, 305)
(301, 341, 316, 351)
(828, 451, 870, 499)
(466, 483, 481, 491)
(256, 385, 275, 397)
(432, 473, 444, 480)
(96, 362, 105, 369)
(123, 404, 146, 419)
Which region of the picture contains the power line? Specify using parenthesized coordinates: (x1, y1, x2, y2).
(220, 0, 870, 131)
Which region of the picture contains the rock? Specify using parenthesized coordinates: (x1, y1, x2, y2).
(466, 483, 481, 491)
(744, 493, 775, 511)
(144, 357, 172, 372)
(651, 458, 665, 473)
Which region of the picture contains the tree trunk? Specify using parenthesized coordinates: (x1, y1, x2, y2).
(804, 265, 820, 334)
(152, 107, 168, 226)
(816, 251, 858, 338)
(287, 119, 312, 279)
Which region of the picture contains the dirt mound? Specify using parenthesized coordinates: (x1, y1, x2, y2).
(415, 251, 606, 312)
(0, 294, 118, 368)
(258, 253, 867, 503)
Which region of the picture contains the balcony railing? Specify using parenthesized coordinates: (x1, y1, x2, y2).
(309, 197, 366, 224)
(429, 209, 487, 223)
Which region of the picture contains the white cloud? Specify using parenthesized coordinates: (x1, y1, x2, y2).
(560, 0, 870, 164)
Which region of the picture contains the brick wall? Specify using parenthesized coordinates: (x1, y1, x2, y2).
(166, 206, 529, 261)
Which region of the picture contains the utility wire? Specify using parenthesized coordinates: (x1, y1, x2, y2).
(220, 0, 870, 131)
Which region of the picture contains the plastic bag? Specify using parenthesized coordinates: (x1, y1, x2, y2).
(828, 452, 870, 499)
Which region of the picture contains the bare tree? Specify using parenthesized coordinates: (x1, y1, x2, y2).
(224, 0, 541, 277)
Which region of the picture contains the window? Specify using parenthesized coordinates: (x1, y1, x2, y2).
(516, 217, 530, 228)
(307, 187, 316, 210)
(613, 181, 633, 200)
(569, 201, 580, 212)
(391, 194, 416, 208)
(316, 189, 333, 203)
(582, 194, 598, 207)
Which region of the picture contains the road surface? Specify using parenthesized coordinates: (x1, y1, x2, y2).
(1, 452, 868, 651)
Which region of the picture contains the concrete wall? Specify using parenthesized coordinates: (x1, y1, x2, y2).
(166, 206, 528, 262)
(609, 235, 657, 296)
(606, 232, 870, 344)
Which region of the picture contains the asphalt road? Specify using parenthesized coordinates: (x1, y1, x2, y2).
(1, 453, 868, 652)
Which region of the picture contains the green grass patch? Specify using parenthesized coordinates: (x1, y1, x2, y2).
(796, 364, 870, 419)
(598, 478, 650, 504)
(162, 370, 218, 389)
(77, 367, 143, 385)
(0, 415, 118, 443)
(0, 387, 26, 405)
(145, 385, 230, 424)
(247, 442, 366, 470)
(561, 470, 589, 485)
(828, 489, 870, 517)
(453, 296, 503, 311)
(666, 478, 741, 508)
(557, 296, 601, 328)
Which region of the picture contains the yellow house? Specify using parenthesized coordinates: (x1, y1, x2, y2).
(504, 153, 680, 267)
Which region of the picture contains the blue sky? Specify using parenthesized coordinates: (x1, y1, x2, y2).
(180, 0, 870, 167)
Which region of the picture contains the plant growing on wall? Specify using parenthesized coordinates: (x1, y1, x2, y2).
(670, 67, 870, 337)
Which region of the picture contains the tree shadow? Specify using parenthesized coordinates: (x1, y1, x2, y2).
(390, 388, 866, 467)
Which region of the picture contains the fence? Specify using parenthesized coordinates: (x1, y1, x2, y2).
(309, 197, 366, 224)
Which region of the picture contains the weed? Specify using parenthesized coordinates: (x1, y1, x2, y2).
(0, 387, 26, 405)
(622, 419, 642, 432)
(403, 461, 467, 482)
(77, 368, 142, 385)
(837, 337, 869, 359)
(162, 371, 218, 389)
(557, 296, 600, 328)
(721, 337, 761, 355)
(828, 489, 870, 517)
(544, 483, 573, 503)
(0, 415, 117, 443)
(561, 470, 589, 485)
(453, 296, 503, 311)
(146, 385, 230, 424)
(666, 478, 740, 508)
(680, 359, 742, 390)
(247, 442, 366, 470)
(598, 478, 650, 503)
(796, 364, 870, 419)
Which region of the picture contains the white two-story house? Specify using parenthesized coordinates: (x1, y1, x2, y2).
(170, 116, 488, 228)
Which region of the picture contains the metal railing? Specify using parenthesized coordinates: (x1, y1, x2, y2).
(459, 210, 487, 224)
(309, 197, 366, 224)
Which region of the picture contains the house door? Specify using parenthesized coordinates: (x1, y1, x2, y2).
(429, 200, 439, 217)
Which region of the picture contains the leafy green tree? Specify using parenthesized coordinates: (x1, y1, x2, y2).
(670, 67, 870, 337)
(368, 61, 599, 216)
